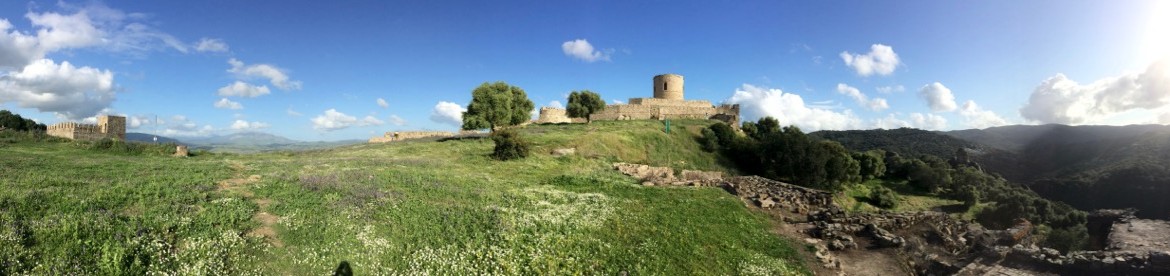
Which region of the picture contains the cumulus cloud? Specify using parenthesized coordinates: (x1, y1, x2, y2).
(840, 44, 901, 76)
(213, 98, 243, 110)
(194, 37, 229, 52)
(430, 101, 465, 127)
(0, 19, 44, 69)
(1020, 59, 1170, 124)
(959, 100, 1008, 129)
(227, 58, 301, 90)
(910, 113, 948, 130)
(0, 59, 115, 119)
(160, 115, 213, 137)
(561, 39, 611, 63)
(377, 98, 388, 108)
(836, 83, 889, 111)
(725, 84, 862, 131)
(216, 81, 270, 98)
(918, 82, 958, 112)
(547, 100, 564, 109)
(388, 114, 406, 126)
(310, 109, 383, 131)
(230, 119, 268, 130)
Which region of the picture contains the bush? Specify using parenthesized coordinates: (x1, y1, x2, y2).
(699, 128, 719, 152)
(490, 129, 530, 161)
(869, 186, 899, 209)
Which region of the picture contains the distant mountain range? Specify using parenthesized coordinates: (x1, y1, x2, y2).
(125, 132, 363, 153)
(814, 124, 1170, 219)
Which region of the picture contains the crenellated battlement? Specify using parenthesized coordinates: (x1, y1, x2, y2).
(47, 115, 127, 140)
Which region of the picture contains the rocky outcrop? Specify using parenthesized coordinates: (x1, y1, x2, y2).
(611, 163, 723, 186)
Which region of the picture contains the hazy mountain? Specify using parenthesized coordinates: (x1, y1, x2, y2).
(125, 132, 183, 144)
(943, 124, 1170, 218)
(182, 132, 363, 153)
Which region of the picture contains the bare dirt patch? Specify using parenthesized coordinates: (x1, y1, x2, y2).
(217, 160, 283, 247)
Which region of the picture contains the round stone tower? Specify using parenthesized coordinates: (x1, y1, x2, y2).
(653, 74, 684, 100)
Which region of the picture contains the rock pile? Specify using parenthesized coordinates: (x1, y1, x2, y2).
(611, 163, 722, 186)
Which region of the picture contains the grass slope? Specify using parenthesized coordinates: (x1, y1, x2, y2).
(0, 120, 805, 275)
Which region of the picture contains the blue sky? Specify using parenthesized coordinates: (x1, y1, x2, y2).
(0, 0, 1167, 141)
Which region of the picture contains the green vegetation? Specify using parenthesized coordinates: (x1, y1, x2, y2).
(566, 90, 605, 122)
(489, 129, 531, 160)
(462, 81, 535, 131)
(0, 119, 806, 275)
(0, 110, 47, 132)
(704, 118, 859, 191)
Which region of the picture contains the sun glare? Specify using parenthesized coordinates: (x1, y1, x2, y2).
(1141, 1, 1170, 62)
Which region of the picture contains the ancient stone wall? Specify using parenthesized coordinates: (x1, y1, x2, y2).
(368, 130, 489, 143)
(535, 107, 586, 124)
(46, 116, 127, 141)
(626, 98, 712, 108)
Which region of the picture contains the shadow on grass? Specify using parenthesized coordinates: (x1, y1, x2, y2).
(334, 261, 352, 276)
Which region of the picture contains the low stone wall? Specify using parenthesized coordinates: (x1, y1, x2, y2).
(369, 130, 480, 143)
(535, 107, 572, 124)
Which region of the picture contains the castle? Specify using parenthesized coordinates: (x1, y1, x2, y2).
(47, 115, 126, 140)
(537, 74, 740, 125)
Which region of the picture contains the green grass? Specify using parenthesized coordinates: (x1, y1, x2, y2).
(838, 179, 964, 214)
(0, 121, 806, 275)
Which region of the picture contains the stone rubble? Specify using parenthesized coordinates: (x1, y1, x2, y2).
(612, 163, 1170, 275)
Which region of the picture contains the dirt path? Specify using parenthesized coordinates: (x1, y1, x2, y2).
(217, 160, 283, 247)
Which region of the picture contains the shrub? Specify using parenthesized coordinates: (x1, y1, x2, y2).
(870, 186, 899, 209)
(699, 128, 719, 152)
(490, 129, 530, 161)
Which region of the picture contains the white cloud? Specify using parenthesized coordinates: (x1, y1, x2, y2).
(311, 109, 358, 131)
(160, 115, 213, 137)
(0, 58, 115, 119)
(230, 119, 268, 130)
(430, 101, 465, 127)
(309, 109, 382, 131)
(918, 82, 958, 112)
(909, 113, 948, 130)
(959, 100, 1008, 129)
(0, 19, 44, 69)
(216, 81, 270, 98)
(547, 100, 564, 109)
(227, 58, 301, 90)
(561, 39, 611, 63)
(388, 114, 406, 126)
(194, 37, 229, 52)
(871, 114, 912, 129)
(840, 44, 901, 76)
(836, 83, 889, 111)
(1020, 59, 1170, 124)
(213, 98, 243, 110)
(376, 98, 389, 108)
(286, 106, 302, 117)
(876, 85, 905, 94)
(725, 84, 862, 131)
(612, 99, 624, 104)
(361, 115, 384, 126)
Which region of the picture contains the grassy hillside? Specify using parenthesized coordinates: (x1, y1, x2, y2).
(0, 120, 805, 275)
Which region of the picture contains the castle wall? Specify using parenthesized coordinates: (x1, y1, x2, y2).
(46, 116, 128, 141)
(536, 107, 572, 124)
(627, 98, 713, 108)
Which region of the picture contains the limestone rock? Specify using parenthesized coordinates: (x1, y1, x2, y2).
(551, 147, 576, 156)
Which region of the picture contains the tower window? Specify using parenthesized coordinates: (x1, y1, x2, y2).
(663, 82, 668, 90)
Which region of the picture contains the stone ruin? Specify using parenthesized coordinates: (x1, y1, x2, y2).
(536, 74, 740, 125)
(611, 162, 1170, 275)
(46, 115, 126, 140)
(368, 130, 486, 143)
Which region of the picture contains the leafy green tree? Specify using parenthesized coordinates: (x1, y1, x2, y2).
(462, 82, 534, 131)
(854, 150, 886, 181)
(566, 90, 605, 122)
(0, 110, 46, 132)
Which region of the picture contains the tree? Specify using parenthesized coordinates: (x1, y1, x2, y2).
(0, 110, 46, 132)
(854, 150, 886, 181)
(462, 82, 534, 131)
(566, 90, 605, 122)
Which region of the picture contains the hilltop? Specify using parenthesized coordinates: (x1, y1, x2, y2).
(0, 120, 806, 275)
